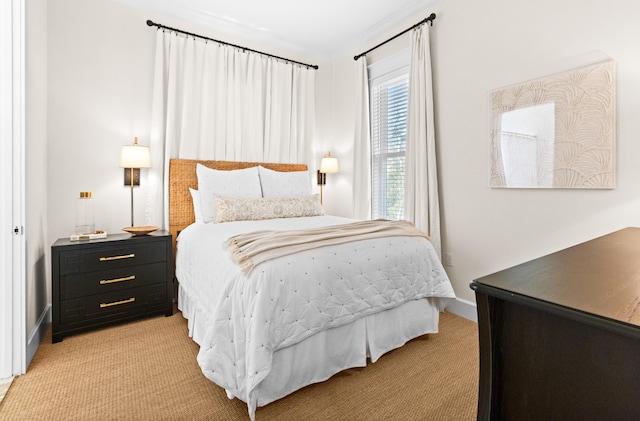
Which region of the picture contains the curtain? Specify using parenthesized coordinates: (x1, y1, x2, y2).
(145, 30, 315, 229)
(405, 24, 441, 258)
(353, 57, 371, 220)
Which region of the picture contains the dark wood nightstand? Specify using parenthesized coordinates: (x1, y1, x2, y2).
(51, 231, 173, 343)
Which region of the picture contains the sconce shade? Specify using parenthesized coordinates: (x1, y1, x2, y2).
(120, 137, 151, 168)
(320, 152, 339, 174)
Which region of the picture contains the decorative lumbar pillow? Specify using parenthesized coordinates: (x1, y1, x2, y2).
(189, 188, 203, 222)
(258, 166, 311, 197)
(215, 194, 324, 223)
(196, 164, 262, 223)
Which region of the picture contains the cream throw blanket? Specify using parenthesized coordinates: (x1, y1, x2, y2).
(225, 219, 429, 274)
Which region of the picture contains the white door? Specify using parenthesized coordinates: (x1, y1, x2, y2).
(0, 0, 14, 379)
(0, 0, 26, 379)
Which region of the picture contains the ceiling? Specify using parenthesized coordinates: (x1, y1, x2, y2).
(115, 0, 438, 61)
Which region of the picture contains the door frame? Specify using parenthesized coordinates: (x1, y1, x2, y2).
(0, 0, 26, 379)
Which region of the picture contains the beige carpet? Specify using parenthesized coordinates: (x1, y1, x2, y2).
(0, 311, 479, 420)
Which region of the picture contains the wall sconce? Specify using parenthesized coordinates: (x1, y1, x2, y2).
(317, 151, 339, 205)
(119, 137, 151, 228)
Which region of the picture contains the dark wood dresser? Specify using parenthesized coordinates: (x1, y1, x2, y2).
(471, 227, 640, 420)
(51, 231, 173, 343)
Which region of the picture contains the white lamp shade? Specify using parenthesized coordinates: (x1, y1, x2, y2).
(120, 144, 151, 168)
(320, 156, 339, 173)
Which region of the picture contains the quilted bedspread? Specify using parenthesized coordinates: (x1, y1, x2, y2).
(178, 216, 456, 420)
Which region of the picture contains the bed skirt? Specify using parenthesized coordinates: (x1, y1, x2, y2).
(178, 283, 441, 408)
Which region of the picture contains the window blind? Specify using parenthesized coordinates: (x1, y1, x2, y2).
(370, 73, 409, 220)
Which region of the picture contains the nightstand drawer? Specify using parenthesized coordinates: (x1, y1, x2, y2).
(60, 262, 166, 300)
(60, 283, 167, 325)
(59, 241, 167, 275)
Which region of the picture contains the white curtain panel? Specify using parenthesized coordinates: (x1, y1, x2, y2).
(145, 30, 316, 229)
(353, 57, 372, 220)
(405, 24, 441, 259)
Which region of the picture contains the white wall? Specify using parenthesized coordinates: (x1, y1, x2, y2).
(26, 0, 49, 348)
(331, 0, 640, 302)
(48, 0, 156, 245)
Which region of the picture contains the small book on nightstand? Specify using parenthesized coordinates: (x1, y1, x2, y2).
(69, 230, 107, 241)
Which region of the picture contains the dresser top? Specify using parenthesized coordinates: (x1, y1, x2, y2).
(53, 230, 170, 248)
(473, 227, 640, 328)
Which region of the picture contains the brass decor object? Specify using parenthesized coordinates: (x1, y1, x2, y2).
(122, 226, 158, 236)
(99, 275, 136, 285)
(100, 297, 136, 308)
(99, 253, 135, 262)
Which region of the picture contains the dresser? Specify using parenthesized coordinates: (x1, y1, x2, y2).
(470, 228, 640, 420)
(51, 231, 173, 343)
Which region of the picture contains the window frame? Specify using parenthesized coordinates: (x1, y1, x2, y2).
(367, 50, 410, 220)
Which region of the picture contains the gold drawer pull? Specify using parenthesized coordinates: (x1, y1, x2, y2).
(100, 275, 135, 285)
(99, 253, 135, 262)
(100, 297, 135, 308)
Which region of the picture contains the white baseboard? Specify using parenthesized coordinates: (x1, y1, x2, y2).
(26, 304, 51, 368)
(445, 298, 477, 323)
(0, 376, 12, 402)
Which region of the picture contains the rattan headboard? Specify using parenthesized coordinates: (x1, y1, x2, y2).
(168, 159, 308, 253)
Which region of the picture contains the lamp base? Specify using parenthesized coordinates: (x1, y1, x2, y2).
(122, 226, 158, 236)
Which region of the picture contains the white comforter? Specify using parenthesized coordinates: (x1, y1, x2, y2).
(176, 216, 455, 419)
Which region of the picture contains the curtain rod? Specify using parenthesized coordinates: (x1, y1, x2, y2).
(353, 13, 436, 61)
(146, 20, 319, 70)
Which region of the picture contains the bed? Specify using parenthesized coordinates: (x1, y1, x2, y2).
(170, 159, 456, 420)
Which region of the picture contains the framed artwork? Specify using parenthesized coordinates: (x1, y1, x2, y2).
(489, 59, 616, 188)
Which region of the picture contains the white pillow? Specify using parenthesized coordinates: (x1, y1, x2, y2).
(215, 195, 324, 223)
(258, 166, 311, 197)
(189, 188, 203, 222)
(196, 164, 262, 223)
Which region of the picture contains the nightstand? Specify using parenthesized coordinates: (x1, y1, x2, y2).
(51, 231, 173, 343)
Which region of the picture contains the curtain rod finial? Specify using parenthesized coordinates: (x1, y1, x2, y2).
(146, 19, 155, 27)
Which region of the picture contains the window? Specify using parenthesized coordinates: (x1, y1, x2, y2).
(369, 53, 409, 220)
